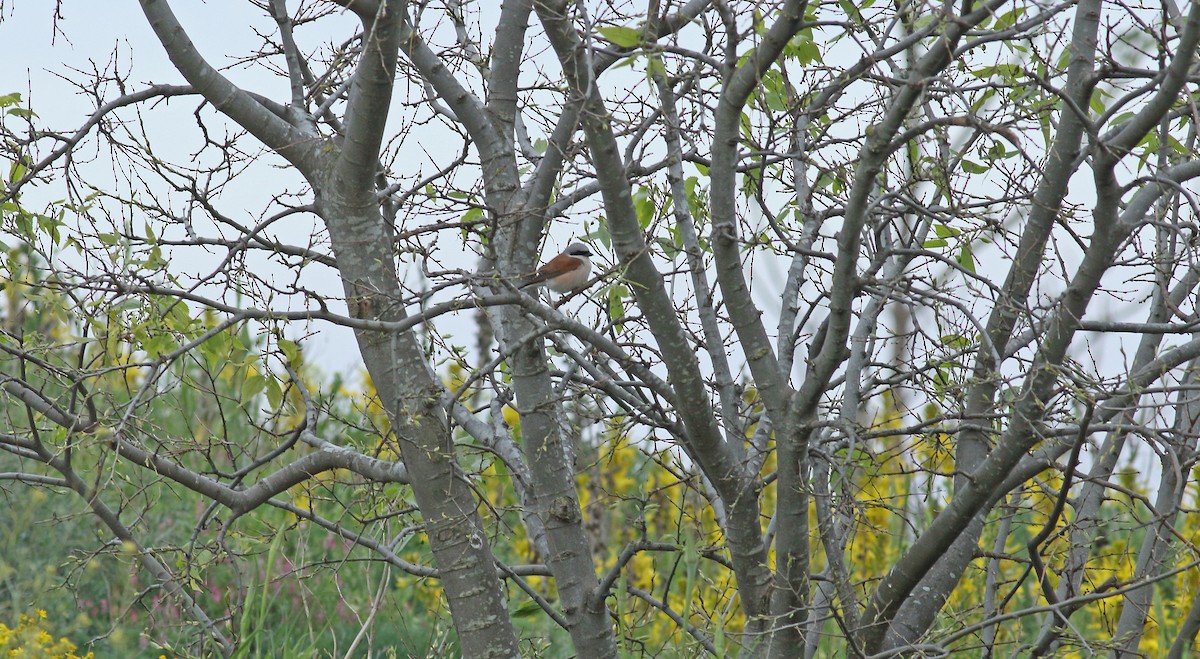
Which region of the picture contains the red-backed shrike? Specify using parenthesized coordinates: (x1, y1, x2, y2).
(521, 242, 594, 293)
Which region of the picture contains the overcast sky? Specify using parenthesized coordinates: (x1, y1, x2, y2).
(3, 4, 383, 376)
(2, 3, 694, 381)
(0, 2, 1155, 392)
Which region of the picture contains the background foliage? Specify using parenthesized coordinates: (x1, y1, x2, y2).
(4, 0, 1200, 656)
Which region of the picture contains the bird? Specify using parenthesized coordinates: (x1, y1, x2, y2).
(521, 242, 594, 293)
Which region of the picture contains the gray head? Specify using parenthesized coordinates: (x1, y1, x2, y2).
(564, 242, 593, 259)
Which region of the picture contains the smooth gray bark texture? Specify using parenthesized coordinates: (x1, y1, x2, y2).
(138, 0, 524, 655)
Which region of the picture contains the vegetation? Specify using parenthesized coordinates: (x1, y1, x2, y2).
(0, 609, 94, 659)
(4, 0, 1200, 656)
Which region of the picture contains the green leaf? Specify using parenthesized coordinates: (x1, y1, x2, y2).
(166, 303, 194, 332)
(838, 0, 862, 22)
(957, 243, 976, 273)
(969, 63, 1022, 82)
(1166, 134, 1187, 155)
(739, 111, 754, 141)
(971, 88, 995, 113)
(656, 233, 682, 259)
(787, 29, 823, 65)
(597, 25, 641, 48)
(278, 338, 300, 365)
(961, 159, 989, 174)
(760, 70, 789, 111)
(582, 218, 611, 249)
(144, 245, 165, 269)
(242, 373, 267, 405)
(940, 334, 971, 349)
(740, 170, 760, 198)
(633, 187, 655, 229)
(265, 378, 284, 410)
(923, 239, 948, 248)
(512, 601, 545, 619)
(8, 160, 27, 184)
(1110, 111, 1135, 126)
(266, 374, 284, 410)
(38, 214, 63, 246)
(795, 40, 822, 65)
(645, 55, 666, 81)
(143, 332, 178, 359)
(992, 6, 1026, 29)
(199, 332, 228, 368)
(606, 285, 628, 331)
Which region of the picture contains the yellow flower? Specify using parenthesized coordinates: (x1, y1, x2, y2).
(0, 610, 90, 659)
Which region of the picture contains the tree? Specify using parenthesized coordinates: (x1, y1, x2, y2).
(4, 0, 1200, 656)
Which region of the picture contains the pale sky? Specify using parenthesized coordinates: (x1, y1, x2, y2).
(4, 4, 386, 377)
(0, 2, 1160, 396)
(3, 3, 665, 380)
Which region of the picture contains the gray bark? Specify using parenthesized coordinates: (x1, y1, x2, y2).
(137, 0, 523, 655)
(535, 0, 777, 648)
(1109, 355, 1200, 655)
(1031, 263, 1200, 653)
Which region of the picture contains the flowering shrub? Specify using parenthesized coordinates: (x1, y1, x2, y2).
(0, 610, 93, 659)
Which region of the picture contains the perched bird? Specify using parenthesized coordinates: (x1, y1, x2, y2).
(521, 242, 594, 293)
